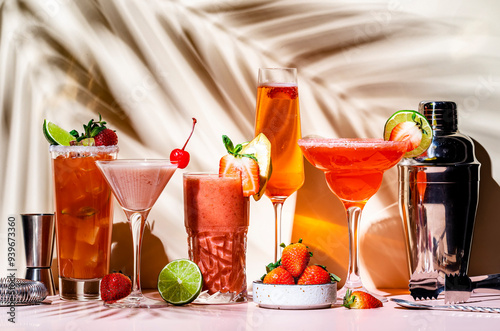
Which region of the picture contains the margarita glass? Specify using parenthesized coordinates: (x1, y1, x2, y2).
(96, 159, 177, 308)
(255, 68, 304, 261)
(298, 138, 406, 299)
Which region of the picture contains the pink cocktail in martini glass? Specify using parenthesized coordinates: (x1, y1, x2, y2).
(298, 138, 406, 300)
(96, 159, 177, 308)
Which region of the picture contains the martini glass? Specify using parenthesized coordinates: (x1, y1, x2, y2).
(255, 68, 304, 261)
(96, 159, 177, 308)
(298, 138, 406, 300)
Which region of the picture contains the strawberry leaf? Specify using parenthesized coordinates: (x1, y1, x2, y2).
(222, 135, 235, 154)
(330, 272, 341, 283)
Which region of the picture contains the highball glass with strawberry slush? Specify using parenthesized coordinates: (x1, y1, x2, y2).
(50, 145, 118, 300)
(184, 173, 249, 303)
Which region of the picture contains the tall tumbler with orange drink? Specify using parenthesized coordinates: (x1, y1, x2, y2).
(50, 145, 118, 300)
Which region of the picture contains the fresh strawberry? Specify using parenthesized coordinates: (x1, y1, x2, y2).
(69, 114, 118, 146)
(219, 135, 259, 197)
(170, 118, 197, 169)
(267, 86, 298, 99)
(297, 265, 335, 285)
(263, 266, 295, 285)
(100, 272, 132, 303)
(342, 290, 383, 309)
(94, 128, 118, 146)
(389, 117, 424, 152)
(280, 238, 311, 278)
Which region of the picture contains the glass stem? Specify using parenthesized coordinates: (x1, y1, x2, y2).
(272, 199, 286, 262)
(344, 206, 364, 290)
(126, 210, 149, 299)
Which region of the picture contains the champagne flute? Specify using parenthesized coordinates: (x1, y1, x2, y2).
(96, 159, 177, 308)
(255, 68, 304, 261)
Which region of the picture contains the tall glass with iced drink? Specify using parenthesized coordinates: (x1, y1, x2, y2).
(184, 173, 249, 303)
(50, 145, 118, 300)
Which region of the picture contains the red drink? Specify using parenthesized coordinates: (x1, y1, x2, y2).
(183, 173, 249, 303)
(299, 138, 407, 207)
(298, 137, 407, 298)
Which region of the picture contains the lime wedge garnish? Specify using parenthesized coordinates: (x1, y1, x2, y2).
(43, 120, 76, 146)
(240, 133, 272, 201)
(157, 259, 203, 306)
(383, 110, 433, 158)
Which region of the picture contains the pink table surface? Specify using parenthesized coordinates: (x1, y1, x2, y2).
(2, 291, 500, 330)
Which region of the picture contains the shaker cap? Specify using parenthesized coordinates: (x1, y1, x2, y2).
(418, 101, 457, 132)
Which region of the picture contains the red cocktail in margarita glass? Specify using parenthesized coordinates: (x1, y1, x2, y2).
(298, 138, 407, 300)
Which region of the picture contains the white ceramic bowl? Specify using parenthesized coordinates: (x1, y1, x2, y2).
(252, 281, 337, 310)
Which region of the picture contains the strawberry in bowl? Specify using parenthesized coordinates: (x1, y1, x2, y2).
(253, 239, 340, 309)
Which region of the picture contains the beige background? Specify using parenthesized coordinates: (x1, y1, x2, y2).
(1, 0, 500, 291)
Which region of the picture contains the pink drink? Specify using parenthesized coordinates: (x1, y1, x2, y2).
(97, 161, 177, 211)
(184, 173, 249, 303)
(95, 159, 177, 308)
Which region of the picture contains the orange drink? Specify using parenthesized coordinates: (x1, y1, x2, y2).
(184, 173, 249, 303)
(254, 68, 304, 262)
(255, 84, 305, 198)
(50, 145, 118, 300)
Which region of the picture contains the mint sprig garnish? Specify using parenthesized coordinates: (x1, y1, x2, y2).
(222, 135, 257, 162)
(70, 114, 109, 142)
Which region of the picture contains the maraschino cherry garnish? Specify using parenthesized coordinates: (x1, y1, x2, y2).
(170, 118, 197, 169)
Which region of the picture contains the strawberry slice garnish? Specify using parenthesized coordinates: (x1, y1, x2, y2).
(219, 135, 259, 197)
(267, 86, 298, 99)
(389, 121, 423, 152)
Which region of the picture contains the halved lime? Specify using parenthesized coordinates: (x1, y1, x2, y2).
(157, 259, 203, 306)
(240, 133, 272, 201)
(43, 120, 76, 146)
(383, 110, 433, 158)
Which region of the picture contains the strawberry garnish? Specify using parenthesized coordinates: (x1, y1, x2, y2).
(219, 135, 259, 197)
(170, 118, 197, 169)
(70, 114, 118, 146)
(280, 238, 311, 278)
(100, 272, 132, 303)
(389, 113, 426, 152)
(342, 290, 383, 309)
(267, 86, 298, 99)
(263, 266, 295, 285)
(297, 265, 338, 285)
(95, 128, 118, 146)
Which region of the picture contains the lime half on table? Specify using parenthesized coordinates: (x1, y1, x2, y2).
(383, 110, 433, 158)
(43, 120, 76, 146)
(158, 259, 203, 306)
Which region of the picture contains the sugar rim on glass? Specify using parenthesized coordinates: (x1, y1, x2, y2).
(49, 145, 119, 156)
(298, 137, 406, 149)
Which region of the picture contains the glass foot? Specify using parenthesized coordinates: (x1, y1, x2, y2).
(104, 296, 169, 308)
(193, 290, 247, 304)
(336, 286, 388, 303)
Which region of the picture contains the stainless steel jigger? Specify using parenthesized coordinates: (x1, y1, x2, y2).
(21, 213, 56, 296)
